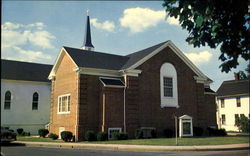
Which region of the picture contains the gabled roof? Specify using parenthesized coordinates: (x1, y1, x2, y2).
(49, 40, 210, 82)
(216, 79, 250, 97)
(64, 46, 129, 70)
(1, 59, 52, 82)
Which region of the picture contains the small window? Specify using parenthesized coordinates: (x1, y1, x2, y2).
(108, 128, 122, 139)
(4, 91, 11, 110)
(236, 97, 241, 107)
(221, 114, 226, 125)
(221, 99, 225, 108)
(235, 114, 239, 124)
(32, 92, 39, 110)
(58, 94, 71, 114)
(163, 77, 173, 97)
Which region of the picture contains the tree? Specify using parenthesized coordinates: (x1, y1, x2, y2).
(163, 0, 250, 73)
(235, 115, 250, 133)
(237, 71, 247, 80)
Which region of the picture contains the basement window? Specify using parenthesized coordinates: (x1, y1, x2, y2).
(99, 77, 125, 88)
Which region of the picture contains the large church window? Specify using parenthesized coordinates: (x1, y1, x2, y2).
(32, 92, 39, 110)
(4, 91, 11, 110)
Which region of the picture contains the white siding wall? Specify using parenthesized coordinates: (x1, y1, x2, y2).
(217, 96, 250, 131)
(1, 80, 51, 134)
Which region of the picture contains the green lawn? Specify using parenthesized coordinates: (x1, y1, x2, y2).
(87, 136, 249, 146)
(17, 136, 249, 146)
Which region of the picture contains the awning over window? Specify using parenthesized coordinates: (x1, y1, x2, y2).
(99, 77, 125, 88)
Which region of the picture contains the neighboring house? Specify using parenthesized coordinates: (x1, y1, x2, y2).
(216, 74, 250, 131)
(1, 59, 53, 134)
(48, 15, 217, 141)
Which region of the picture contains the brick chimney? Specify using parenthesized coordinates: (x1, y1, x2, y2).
(234, 72, 239, 80)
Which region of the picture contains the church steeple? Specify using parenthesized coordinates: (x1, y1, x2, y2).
(81, 10, 94, 51)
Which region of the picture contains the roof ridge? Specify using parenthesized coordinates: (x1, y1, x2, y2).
(63, 46, 129, 58)
(223, 79, 250, 83)
(1, 59, 53, 66)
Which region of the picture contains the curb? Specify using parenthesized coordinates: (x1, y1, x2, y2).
(14, 141, 250, 152)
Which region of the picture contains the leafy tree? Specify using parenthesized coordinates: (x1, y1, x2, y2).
(235, 114, 250, 133)
(163, 0, 250, 73)
(237, 71, 247, 80)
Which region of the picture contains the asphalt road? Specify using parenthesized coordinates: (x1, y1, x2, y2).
(1, 143, 249, 156)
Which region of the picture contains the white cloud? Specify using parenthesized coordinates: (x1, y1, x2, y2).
(166, 16, 180, 25)
(119, 7, 166, 33)
(184, 51, 213, 65)
(2, 22, 55, 49)
(90, 18, 115, 32)
(1, 22, 54, 63)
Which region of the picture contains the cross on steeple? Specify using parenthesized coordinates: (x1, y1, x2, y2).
(81, 9, 94, 51)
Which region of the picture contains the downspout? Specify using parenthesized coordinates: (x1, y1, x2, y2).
(75, 73, 80, 141)
(123, 74, 127, 133)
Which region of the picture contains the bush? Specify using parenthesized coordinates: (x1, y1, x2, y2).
(163, 129, 173, 138)
(16, 128, 24, 135)
(85, 130, 96, 141)
(9, 129, 14, 132)
(193, 127, 203, 136)
(97, 132, 108, 141)
(38, 129, 49, 138)
(48, 133, 59, 140)
(134, 129, 143, 139)
(151, 129, 157, 138)
(21, 132, 31, 136)
(235, 115, 250, 133)
(111, 132, 128, 140)
(207, 127, 227, 136)
(61, 131, 73, 142)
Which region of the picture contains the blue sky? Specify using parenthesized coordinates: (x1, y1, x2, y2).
(2, 1, 248, 90)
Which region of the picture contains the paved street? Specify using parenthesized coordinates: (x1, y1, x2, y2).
(1, 144, 249, 156)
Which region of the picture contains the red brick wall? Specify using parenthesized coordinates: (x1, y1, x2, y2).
(49, 52, 78, 138)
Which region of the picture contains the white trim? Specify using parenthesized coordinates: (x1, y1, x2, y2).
(179, 115, 193, 137)
(1, 79, 50, 85)
(78, 67, 142, 77)
(48, 47, 78, 80)
(57, 94, 71, 114)
(127, 40, 211, 84)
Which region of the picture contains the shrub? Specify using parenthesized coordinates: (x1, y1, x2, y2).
(134, 129, 143, 139)
(119, 132, 128, 140)
(85, 130, 96, 141)
(235, 115, 250, 133)
(38, 129, 49, 138)
(61, 131, 73, 142)
(163, 129, 173, 138)
(16, 128, 24, 135)
(48, 133, 59, 140)
(111, 132, 128, 140)
(151, 129, 157, 138)
(21, 132, 31, 136)
(207, 127, 227, 136)
(9, 129, 14, 133)
(193, 127, 203, 136)
(97, 132, 108, 141)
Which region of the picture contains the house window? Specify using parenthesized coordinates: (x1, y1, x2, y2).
(108, 128, 122, 139)
(160, 63, 178, 108)
(4, 91, 11, 110)
(58, 94, 71, 114)
(221, 99, 225, 108)
(235, 114, 239, 124)
(32, 92, 39, 110)
(236, 97, 241, 107)
(221, 114, 226, 125)
(163, 77, 173, 97)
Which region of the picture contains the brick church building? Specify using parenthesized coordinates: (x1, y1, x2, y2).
(48, 14, 217, 141)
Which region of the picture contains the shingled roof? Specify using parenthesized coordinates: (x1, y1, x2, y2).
(1, 59, 53, 82)
(64, 41, 168, 70)
(216, 79, 250, 97)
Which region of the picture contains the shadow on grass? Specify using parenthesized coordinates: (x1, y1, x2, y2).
(0, 142, 25, 147)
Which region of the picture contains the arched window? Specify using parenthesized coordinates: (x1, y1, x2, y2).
(32, 92, 39, 110)
(160, 63, 178, 108)
(4, 91, 11, 110)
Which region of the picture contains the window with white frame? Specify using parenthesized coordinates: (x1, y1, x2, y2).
(58, 94, 71, 114)
(108, 128, 122, 139)
(32, 92, 39, 110)
(160, 63, 178, 107)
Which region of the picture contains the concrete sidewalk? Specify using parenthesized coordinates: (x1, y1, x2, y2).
(14, 141, 249, 152)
